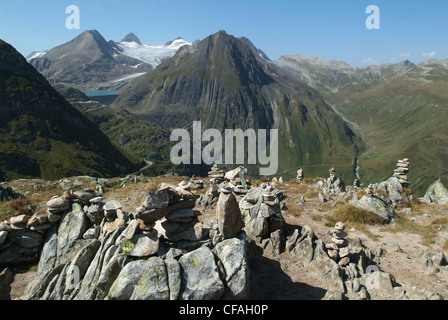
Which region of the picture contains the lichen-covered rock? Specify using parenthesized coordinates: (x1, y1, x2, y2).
(57, 203, 89, 257)
(119, 232, 159, 257)
(213, 238, 248, 299)
(424, 179, 448, 204)
(107, 257, 169, 300)
(179, 246, 224, 300)
(165, 258, 181, 300)
(355, 195, 395, 222)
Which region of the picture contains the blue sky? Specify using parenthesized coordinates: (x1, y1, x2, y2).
(0, 0, 447, 66)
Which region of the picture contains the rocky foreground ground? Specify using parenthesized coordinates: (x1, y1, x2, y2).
(0, 164, 447, 300)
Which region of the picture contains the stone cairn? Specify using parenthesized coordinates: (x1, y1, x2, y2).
(325, 222, 351, 267)
(325, 167, 346, 194)
(0, 188, 103, 266)
(209, 164, 226, 185)
(394, 158, 410, 187)
(197, 165, 250, 210)
(297, 169, 304, 183)
(16, 179, 251, 300)
(178, 175, 205, 191)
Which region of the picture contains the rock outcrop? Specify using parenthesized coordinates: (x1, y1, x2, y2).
(423, 179, 448, 205)
(17, 172, 253, 300)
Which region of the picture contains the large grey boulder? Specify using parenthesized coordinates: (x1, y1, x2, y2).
(245, 198, 268, 241)
(213, 238, 248, 299)
(216, 192, 244, 239)
(378, 177, 403, 203)
(57, 203, 89, 257)
(424, 179, 448, 204)
(141, 191, 170, 210)
(179, 246, 225, 300)
(9, 229, 43, 248)
(355, 195, 395, 222)
(107, 257, 169, 300)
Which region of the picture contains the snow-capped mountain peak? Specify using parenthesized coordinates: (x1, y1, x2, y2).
(26, 51, 48, 62)
(117, 36, 192, 68)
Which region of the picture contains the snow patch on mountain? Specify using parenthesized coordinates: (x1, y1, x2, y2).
(26, 51, 47, 61)
(117, 37, 192, 68)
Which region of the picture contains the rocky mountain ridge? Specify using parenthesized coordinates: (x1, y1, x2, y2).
(0, 39, 141, 181)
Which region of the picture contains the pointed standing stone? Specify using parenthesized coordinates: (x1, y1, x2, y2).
(216, 192, 244, 239)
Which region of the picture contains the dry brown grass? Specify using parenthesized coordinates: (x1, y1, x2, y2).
(380, 213, 448, 246)
(325, 205, 386, 227)
(357, 189, 367, 198)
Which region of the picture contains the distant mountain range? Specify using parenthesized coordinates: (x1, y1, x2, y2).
(2, 29, 447, 194)
(27, 30, 192, 91)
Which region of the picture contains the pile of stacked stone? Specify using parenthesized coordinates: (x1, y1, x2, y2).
(325, 222, 351, 267)
(297, 169, 304, 183)
(225, 166, 251, 197)
(136, 184, 197, 229)
(394, 158, 410, 187)
(209, 164, 226, 185)
(19, 180, 250, 301)
(197, 165, 251, 210)
(178, 175, 205, 191)
(196, 165, 226, 210)
(238, 183, 287, 255)
(286, 222, 378, 300)
(118, 174, 148, 188)
(0, 187, 105, 267)
(324, 167, 346, 194)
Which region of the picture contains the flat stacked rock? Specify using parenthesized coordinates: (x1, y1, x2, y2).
(178, 176, 205, 191)
(136, 183, 196, 228)
(326, 222, 350, 266)
(224, 166, 250, 197)
(156, 208, 203, 242)
(208, 164, 225, 185)
(198, 165, 251, 210)
(46, 196, 70, 223)
(394, 158, 410, 187)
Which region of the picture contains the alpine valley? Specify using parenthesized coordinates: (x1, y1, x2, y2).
(2, 29, 448, 195)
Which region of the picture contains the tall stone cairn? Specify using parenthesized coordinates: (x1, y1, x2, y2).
(297, 169, 304, 183)
(325, 222, 351, 267)
(394, 158, 410, 187)
(208, 164, 225, 185)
